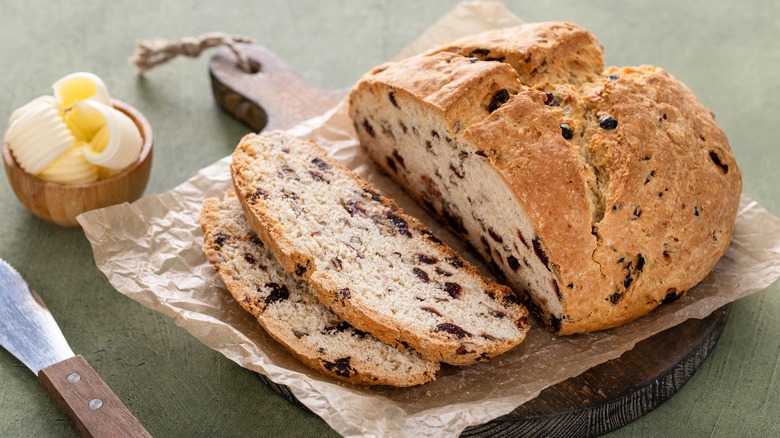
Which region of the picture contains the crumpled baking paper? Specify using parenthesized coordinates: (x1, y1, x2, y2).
(78, 2, 780, 437)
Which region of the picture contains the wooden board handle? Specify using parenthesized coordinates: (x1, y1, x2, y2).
(39, 355, 152, 438)
(209, 43, 345, 132)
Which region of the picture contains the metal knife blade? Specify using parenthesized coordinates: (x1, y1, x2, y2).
(0, 258, 75, 374)
(0, 259, 151, 437)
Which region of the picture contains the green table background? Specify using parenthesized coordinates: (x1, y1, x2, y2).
(1, 1, 778, 436)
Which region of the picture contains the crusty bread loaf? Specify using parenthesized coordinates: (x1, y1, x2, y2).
(349, 22, 742, 335)
(231, 131, 530, 365)
(201, 190, 439, 386)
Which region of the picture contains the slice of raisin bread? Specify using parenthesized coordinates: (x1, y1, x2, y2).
(231, 131, 530, 366)
(349, 22, 742, 335)
(201, 190, 439, 386)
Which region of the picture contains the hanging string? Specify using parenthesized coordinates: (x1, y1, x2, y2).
(130, 32, 255, 74)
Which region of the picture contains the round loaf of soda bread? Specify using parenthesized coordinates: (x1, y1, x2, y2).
(349, 22, 741, 334)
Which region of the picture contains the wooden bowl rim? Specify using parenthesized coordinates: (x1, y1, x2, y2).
(2, 98, 153, 190)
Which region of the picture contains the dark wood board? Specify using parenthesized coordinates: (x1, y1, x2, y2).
(208, 44, 730, 437)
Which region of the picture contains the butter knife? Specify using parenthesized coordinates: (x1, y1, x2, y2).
(0, 258, 151, 437)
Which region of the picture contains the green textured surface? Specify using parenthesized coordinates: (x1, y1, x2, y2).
(1, 1, 778, 436)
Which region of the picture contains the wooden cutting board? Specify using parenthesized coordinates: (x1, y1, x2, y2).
(208, 44, 731, 437)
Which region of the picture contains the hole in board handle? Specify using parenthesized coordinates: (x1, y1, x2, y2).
(244, 59, 262, 74)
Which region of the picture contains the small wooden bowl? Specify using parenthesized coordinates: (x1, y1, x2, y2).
(2, 99, 153, 227)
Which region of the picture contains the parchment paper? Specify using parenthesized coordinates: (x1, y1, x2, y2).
(78, 2, 780, 437)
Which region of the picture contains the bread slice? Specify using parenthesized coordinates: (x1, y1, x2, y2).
(231, 131, 530, 365)
(349, 22, 742, 334)
(201, 190, 439, 386)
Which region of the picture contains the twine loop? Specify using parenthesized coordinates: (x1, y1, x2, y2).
(131, 32, 255, 74)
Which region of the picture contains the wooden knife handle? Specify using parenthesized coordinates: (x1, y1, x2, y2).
(38, 355, 152, 438)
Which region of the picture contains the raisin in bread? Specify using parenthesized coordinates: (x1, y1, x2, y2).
(201, 190, 439, 386)
(349, 22, 742, 335)
(230, 131, 530, 365)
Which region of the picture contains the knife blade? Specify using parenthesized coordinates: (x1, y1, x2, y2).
(0, 259, 151, 438)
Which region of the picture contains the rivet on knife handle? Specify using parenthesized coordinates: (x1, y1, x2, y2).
(38, 355, 152, 438)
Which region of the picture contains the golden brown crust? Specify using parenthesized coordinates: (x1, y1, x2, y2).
(461, 89, 604, 332)
(429, 21, 605, 86)
(356, 51, 522, 134)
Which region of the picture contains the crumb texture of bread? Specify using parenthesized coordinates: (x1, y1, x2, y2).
(201, 190, 439, 386)
(230, 131, 530, 365)
(349, 21, 742, 334)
